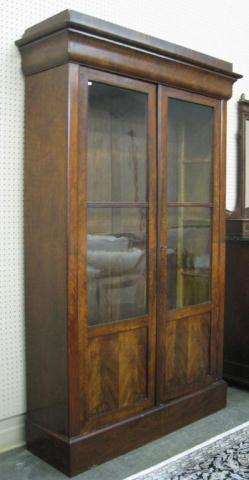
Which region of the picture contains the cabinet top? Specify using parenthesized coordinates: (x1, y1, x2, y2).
(15, 10, 241, 98)
(16, 9, 234, 75)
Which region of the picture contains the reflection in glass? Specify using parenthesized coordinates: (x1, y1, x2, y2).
(87, 208, 147, 325)
(245, 120, 249, 211)
(168, 99, 213, 203)
(87, 82, 148, 202)
(167, 208, 211, 309)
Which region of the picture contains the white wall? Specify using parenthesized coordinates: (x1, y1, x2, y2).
(0, 0, 249, 451)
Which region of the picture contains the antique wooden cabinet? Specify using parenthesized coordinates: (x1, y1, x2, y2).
(16, 10, 241, 476)
(224, 97, 249, 387)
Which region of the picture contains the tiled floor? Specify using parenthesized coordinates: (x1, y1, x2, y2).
(0, 387, 249, 480)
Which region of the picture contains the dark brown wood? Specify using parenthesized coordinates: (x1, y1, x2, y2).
(224, 239, 249, 387)
(157, 87, 222, 403)
(17, 10, 240, 477)
(215, 101, 227, 379)
(16, 9, 232, 74)
(15, 12, 241, 99)
(77, 67, 89, 427)
(159, 313, 213, 401)
(24, 65, 69, 435)
(157, 85, 168, 405)
(226, 218, 249, 237)
(67, 63, 81, 437)
(26, 380, 226, 477)
(76, 67, 157, 432)
(87, 328, 148, 415)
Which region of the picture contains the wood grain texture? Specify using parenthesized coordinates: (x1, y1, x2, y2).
(16, 27, 240, 99)
(18, 12, 240, 475)
(76, 68, 157, 432)
(26, 380, 226, 476)
(25, 65, 69, 434)
(157, 87, 223, 403)
(118, 329, 147, 407)
(16, 9, 233, 74)
(77, 69, 89, 426)
(67, 63, 81, 436)
(87, 328, 147, 417)
(88, 334, 119, 416)
(159, 314, 212, 401)
(215, 101, 227, 379)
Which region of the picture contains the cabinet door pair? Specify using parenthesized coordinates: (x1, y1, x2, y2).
(78, 67, 221, 431)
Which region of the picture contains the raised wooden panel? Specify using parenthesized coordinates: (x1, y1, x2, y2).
(88, 334, 119, 416)
(158, 313, 212, 401)
(87, 328, 148, 418)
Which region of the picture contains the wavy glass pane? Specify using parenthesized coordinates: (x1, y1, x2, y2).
(167, 207, 211, 309)
(168, 99, 213, 203)
(87, 82, 148, 203)
(87, 208, 147, 325)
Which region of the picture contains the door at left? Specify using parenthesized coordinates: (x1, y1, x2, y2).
(78, 68, 157, 432)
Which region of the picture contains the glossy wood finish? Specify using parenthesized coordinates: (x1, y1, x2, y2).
(67, 64, 82, 436)
(157, 87, 222, 403)
(15, 12, 241, 99)
(216, 101, 227, 380)
(77, 68, 157, 432)
(17, 10, 240, 477)
(16, 10, 232, 73)
(159, 313, 213, 401)
(87, 328, 147, 415)
(26, 380, 227, 477)
(24, 65, 69, 435)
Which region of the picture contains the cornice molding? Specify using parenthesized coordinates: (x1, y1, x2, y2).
(15, 10, 242, 99)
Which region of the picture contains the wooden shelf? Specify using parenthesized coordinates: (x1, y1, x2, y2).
(181, 269, 209, 278)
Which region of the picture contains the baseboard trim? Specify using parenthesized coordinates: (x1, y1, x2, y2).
(27, 380, 227, 477)
(0, 414, 26, 453)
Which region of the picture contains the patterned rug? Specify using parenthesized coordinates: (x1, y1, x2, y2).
(125, 421, 249, 479)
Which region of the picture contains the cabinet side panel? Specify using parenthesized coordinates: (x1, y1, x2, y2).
(224, 241, 249, 383)
(25, 65, 68, 434)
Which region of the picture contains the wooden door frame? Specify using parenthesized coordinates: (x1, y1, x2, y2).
(77, 67, 157, 431)
(156, 85, 222, 402)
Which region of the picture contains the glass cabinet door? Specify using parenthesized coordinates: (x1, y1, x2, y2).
(79, 68, 157, 428)
(87, 81, 149, 326)
(157, 87, 220, 403)
(166, 99, 213, 309)
(167, 207, 211, 309)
